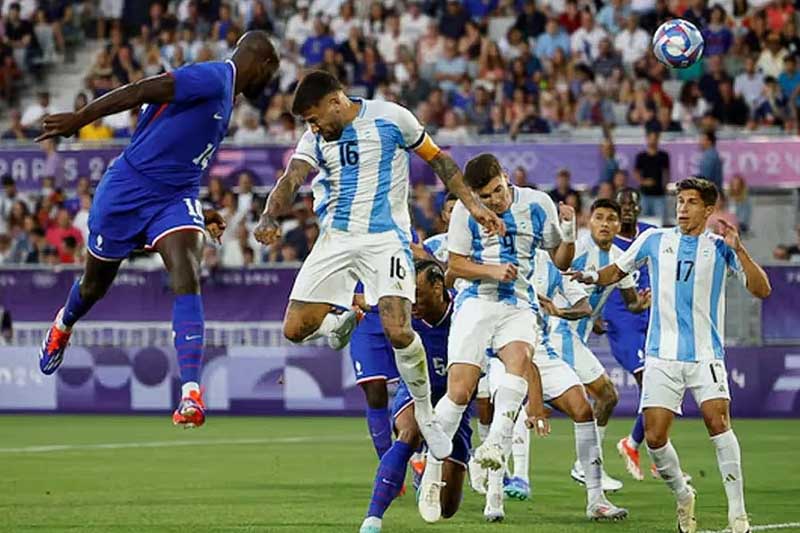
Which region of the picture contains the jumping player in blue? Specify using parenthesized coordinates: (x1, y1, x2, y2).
(359, 260, 470, 533)
(601, 188, 655, 481)
(35, 31, 279, 428)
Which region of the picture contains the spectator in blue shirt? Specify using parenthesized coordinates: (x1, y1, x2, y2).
(698, 129, 723, 190)
(301, 18, 336, 67)
(596, 0, 630, 34)
(778, 54, 800, 108)
(536, 18, 571, 60)
(439, 0, 469, 39)
(702, 5, 733, 57)
(464, 0, 499, 19)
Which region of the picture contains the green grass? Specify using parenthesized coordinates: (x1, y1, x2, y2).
(0, 416, 798, 533)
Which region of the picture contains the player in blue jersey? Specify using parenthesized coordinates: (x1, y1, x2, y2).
(359, 260, 470, 533)
(600, 188, 655, 481)
(254, 71, 504, 460)
(423, 192, 457, 264)
(36, 31, 280, 428)
(571, 178, 771, 533)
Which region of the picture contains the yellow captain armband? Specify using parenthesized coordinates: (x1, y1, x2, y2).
(412, 133, 441, 162)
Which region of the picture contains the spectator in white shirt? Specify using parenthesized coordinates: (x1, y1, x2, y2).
(21, 91, 52, 130)
(330, 0, 358, 43)
(377, 14, 409, 65)
(570, 9, 608, 63)
(757, 32, 788, 78)
(734, 55, 764, 111)
(285, 0, 315, 49)
(233, 107, 267, 144)
(614, 14, 649, 67)
(310, 0, 345, 21)
(400, 0, 431, 43)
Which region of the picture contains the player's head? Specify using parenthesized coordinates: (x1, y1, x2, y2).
(441, 192, 457, 227)
(232, 31, 280, 102)
(615, 187, 641, 227)
(413, 259, 447, 321)
(589, 198, 621, 246)
(676, 177, 719, 234)
(291, 70, 350, 141)
(464, 154, 511, 214)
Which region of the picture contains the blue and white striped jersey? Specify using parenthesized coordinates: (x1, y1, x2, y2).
(448, 186, 562, 311)
(530, 251, 588, 360)
(424, 233, 448, 263)
(555, 235, 636, 344)
(291, 98, 424, 240)
(614, 227, 746, 362)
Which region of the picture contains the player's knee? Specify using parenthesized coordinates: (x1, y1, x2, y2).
(573, 400, 594, 423)
(597, 381, 618, 410)
(170, 269, 201, 295)
(396, 427, 421, 448)
(283, 321, 308, 344)
(79, 278, 110, 302)
(361, 381, 388, 409)
(645, 427, 668, 449)
(383, 324, 414, 349)
(703, 412, 730, 437)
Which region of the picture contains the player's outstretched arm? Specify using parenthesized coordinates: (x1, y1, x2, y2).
(422, 149, 505, 236)
(254, 159, 313, 246)
(568, 264, 627, 287)
(447, 252, 517, 283)
(36, 74, 175, 142)
(523, 361, 550, 437)
(621, 287, 651, 313)
(718, 219, 771, 299)
(539, 294, 591, 320)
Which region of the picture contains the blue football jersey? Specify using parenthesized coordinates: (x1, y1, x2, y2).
(603, 222, 655, 330)
(412, 298, 453, 392)
(122, 60, 236, 191)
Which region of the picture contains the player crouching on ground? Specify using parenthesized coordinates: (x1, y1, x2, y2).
(359, 260, 469, 533)
(570, 178, 771, 533)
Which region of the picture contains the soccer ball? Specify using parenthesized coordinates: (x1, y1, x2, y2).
(652, 19, 704, 69)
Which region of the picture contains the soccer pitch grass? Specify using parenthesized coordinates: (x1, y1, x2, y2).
(1, 416, 798, 533)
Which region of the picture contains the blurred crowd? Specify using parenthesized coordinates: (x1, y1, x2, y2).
(6, 0, 800, 141)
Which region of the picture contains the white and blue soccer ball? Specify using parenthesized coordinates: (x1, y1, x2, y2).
(652, 19, 704, 69)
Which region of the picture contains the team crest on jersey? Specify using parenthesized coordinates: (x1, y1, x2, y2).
(96, 235, 104, 251)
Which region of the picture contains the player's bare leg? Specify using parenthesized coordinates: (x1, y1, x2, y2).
(419, 363, 480, 523)
(39, 253, 121, 374)
(701, 398, 749, 533)
(157, 229, 207, 428)
(440, 459, 466, 519)
(551, 386, 628, 521)
(573, 374, 623, 491)
(283, 300, 359, 349)
(379, 295, 450, 460)
(645, 407, 697, 533)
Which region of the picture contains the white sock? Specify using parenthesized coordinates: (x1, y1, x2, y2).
(478, 422, 490, 443)
(181, 381, 200, 397)
(575, 421, 603, 504)
(434, 395, 467, 440)
(596, 423, 607, 461)
(487, 373, 528, 450)
(487, 466, 504, 496)
(424, 455, 443, 484)
(648, 441, 692, 503)
(711, 430, 746, 521)
(301, 312, 344, 342)
(512, 410, 530, 482)
(626, 435, 639, 450)
(55, 308, 71, 333)
(393, 333, 433, 420)
(362, 516, 381, 527)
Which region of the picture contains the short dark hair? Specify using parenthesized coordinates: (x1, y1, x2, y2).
(415, 259, 445, 286)
(703, 129, 717, 145)
(291, 70, 343, 115)
(676, 177, 719, 206)
(464, 153, 503, 189)
(590, 198, 621, 217)
(615, 187, 640, 205)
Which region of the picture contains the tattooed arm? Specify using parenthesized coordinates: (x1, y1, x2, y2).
(254, 159, 313, 246)
(422, 148, 506, 236)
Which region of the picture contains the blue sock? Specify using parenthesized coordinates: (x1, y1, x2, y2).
(367, 440, 414, 519)
(173, 294, 204, 385)
(61, 279, 95, 328)
(366, 407, 393, 459)
(631, 413, 645, 448)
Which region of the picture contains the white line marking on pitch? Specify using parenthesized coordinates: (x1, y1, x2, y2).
(699, 522, 800, 533)
(0, 435, 364, 454)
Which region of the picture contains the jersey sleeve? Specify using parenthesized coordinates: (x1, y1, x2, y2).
(618, 273, 637, 289)
(172, 62, 228, 104)
(615, 228, 657, 274)
(290, 129, 319, 169)
(387, 103, 426, 150)
(448, 202, 473, 257)
(720, 241, 747, 284)
(560, 275, 589, 306)
(537, 191, 563, 250)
